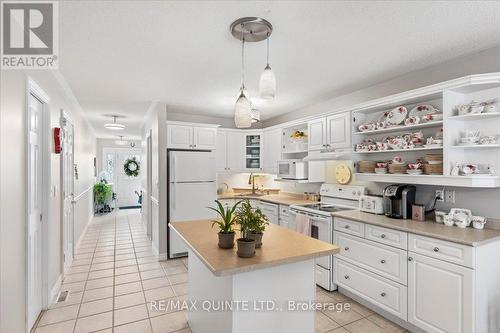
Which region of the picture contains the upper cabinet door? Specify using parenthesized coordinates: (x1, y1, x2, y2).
(216, 130, 228, 172)
(262, 128, 282, 174)
(408, 253, 473, 333)
(226, 131, 246, 172)
(167, 125, 193, 149)
(326, 112, 351, 149)
(308, 118, 327, 151)
(193, 127, 217, 150)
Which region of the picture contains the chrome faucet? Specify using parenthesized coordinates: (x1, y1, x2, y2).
(248, 173, 256, 194)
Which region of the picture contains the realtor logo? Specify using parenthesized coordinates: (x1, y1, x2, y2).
(1, 1, 58, 69)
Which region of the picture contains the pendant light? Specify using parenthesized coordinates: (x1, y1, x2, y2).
(234, 24, 252, 128)
(259, 33, 276, 99)
(115, 135, 128, 146)
(104, 115, 125, 130)
(251, 108, 260, 123)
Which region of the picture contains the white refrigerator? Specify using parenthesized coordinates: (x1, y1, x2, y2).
(168, 150, 217, 258)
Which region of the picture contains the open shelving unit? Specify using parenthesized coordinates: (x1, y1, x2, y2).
(281, 123, 308, 160)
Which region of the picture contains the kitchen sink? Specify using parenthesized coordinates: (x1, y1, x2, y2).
(235, 192, 267, 197)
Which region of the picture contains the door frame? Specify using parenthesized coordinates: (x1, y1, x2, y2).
(146, 130, 153, 238)
(60, 110, 75, 272)
(25, 77, 51, 332)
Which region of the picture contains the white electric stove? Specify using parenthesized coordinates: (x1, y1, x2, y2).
(290, 184, 366, 291)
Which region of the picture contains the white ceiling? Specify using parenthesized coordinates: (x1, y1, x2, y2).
(59, 1, 500, 138)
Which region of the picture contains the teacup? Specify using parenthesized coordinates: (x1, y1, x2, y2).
(472, 216, 487, 229)
(408, 162, 422, 170)
(392, 156, 403, 164)
(457, 104, 470, 115)
(355, 143, 366, 152)
(358, 122, 375, 132)
(376, 162, 388, 168)
(462, 164, 477, 174)
(422, 113, 443, 122)
(469, 101, 484, 114)
(412, 131, 424, 139)
(376, 142, 389, 151)
(367, 144, 377, 151)
(412, 137, 423, 146)
(435, 211, 446, 223)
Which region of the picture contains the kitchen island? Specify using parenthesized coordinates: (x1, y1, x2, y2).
(170, 220, 339, 333)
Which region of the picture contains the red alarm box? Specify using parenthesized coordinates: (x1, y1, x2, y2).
(53, 127, 61, 154)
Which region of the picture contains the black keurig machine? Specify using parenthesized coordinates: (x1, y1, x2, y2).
(383, 185, 416, 219)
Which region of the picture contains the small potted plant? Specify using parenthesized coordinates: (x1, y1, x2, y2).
(236, 200, 269, 248)
(208, 200, 241, 249)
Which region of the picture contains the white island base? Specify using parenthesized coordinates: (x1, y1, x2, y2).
(187, 249, 315, 333)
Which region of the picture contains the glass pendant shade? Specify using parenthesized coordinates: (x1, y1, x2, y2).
(251, 109, 260, 123)
(259, 64, 276, 99)
(234, 91, 252, 128)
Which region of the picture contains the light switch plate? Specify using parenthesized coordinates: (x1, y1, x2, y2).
(445, 190, 455, 204)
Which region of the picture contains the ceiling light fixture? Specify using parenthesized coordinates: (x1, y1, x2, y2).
(230, 17, 274, 128)
(115, 135, 128, 146)
(259, 32, 276, 99)
(104, 115, 125, 130)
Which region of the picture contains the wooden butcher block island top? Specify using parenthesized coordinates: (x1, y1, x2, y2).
(170, 220, 339, 277)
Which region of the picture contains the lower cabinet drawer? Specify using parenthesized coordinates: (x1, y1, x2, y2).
(334, 258, 407, 320)
(334, 218, 365, 237)
(408, 234, 475, 268)
(334, 232, 408, 285)
(365, 224, 408, 250)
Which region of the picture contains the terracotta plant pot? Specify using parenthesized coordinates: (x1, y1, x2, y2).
(217, 232, 235, 249)
(237, 238, 256, 258)
(248, 232, 263, 248)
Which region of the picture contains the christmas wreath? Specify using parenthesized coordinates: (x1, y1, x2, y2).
(124, 157, 140, 177)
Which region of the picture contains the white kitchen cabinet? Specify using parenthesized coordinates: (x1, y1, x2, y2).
(262, 128, 282, 174)
(407, 252, 473, 333)
(216, 130, 245, 173)
(326, 112, 351, 149)
(167, 122, 218, 150)
(244, 132, 263, 171)
(307, 118, 327, 151)
(278, 205, 290, 229)
(259, 201, 279, 225)
(307, 112, 351, 151)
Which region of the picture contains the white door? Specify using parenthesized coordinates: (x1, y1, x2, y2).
(27, 93, 44, 329)
(167, 124, 193, 149)
(225, 131, 246, 172)
(308, 118, 327, 151)
(193, 127, 217, 150)
(408, 253, 473, 333)
(326, 112, 351, 149)
(262, 128, 282, 174)
(61, 113, 75, 272)
(216, 130, 228, 172)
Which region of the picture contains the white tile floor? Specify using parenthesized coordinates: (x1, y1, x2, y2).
(34, 209, 407, 333)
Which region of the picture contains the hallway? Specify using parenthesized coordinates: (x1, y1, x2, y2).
(33, 209, 191, 333)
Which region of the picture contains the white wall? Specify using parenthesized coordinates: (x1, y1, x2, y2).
(0, 70, 96, 333)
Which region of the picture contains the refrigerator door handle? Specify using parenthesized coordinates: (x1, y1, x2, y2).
(171, 154, 177, 210)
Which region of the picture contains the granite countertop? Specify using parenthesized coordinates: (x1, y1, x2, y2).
(169, 220, 339, 276)
(217, 193, 314, 206)
(332, 210, 500, 247)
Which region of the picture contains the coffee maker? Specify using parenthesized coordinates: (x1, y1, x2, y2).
(383, 185, 416, 219)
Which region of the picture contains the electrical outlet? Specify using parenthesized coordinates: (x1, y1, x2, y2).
(445, 190, 456, 204)
(435, 190, 444, 202)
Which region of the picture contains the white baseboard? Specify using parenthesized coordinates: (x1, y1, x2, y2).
(49, 274, 63, 306)
(151, 242, 168, 261)
(75, 214, 93, 251)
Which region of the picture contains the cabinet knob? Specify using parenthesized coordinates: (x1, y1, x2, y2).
(380, 292, 386, 297)
(344, 246, 349, 251)
(408, 257, 413, 262)
(344, 275, 350, 280)
(344, 225, 350, 229)
(380, 234, 386, 239)
(380, 259, 386, 264)
(433, 247, 439, 252)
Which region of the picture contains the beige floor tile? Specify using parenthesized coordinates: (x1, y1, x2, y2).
(66, 265, 91, 275)
(115, 281, 143, 296)
(165, 265, 187, 276)
(92, 256, 115, 264)
(74, 253, 93, 260)
(38, 304, 79, 326)
(114, 291, 146, 309)
(343, 318, 385, 333)
(85, 276, 114, 290)
(315, 311, 340, 332)
(366, 313, 406, 333)
(168, 273, 188, 285)
(74, 311, 112, 333)
(321, 305, 363, 326)
(115, 272, 141, 285)
(140, 269, 165, 280)
(63, 272, 88, 283)
(137, 256, 159, 264)
(61, 281, 86, 293)
(91, 262, 115, 271)
(172, 283, 189, 297)
(94, 250, 115, 257)
(115, 265, 139, 276)
(34, 319, 75, 333)
(88, 269, 114, 280)
(139, 262, 163, 272)
(326, 327, 349, 333)
(114, 319, 152, 333)
(82, 286, 113, 302)
(116, 253, 136, 261)
(72, 258, 93, 266)
(348, 300, 374, 317)
(150, 311, 188, 333)
(142, 276, 171, 290)
(144, 286, 175, 302)
(115, 259, 137, 268)
(160, 259, 184, 268)
(114, 303, 149, 326)
(116, 248, 134, 255)
(136, 251, 155, 258)
(78, 298, 113, 318)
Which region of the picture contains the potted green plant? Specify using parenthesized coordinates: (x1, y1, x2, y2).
(207, 200, 242, 249)
(93, 181, 113, 214)
(236, 200, 269, 248)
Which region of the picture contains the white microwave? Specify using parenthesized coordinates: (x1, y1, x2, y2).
(277, 160, 308, 180)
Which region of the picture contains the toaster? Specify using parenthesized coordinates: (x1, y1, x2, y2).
(359, 195, 385, 214)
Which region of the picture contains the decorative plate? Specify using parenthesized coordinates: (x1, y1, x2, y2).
(386, 106, 408, 125)
(378, 110, 390, 123)
(409, 104, 439, 118)
(335, 164, 352, 185)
